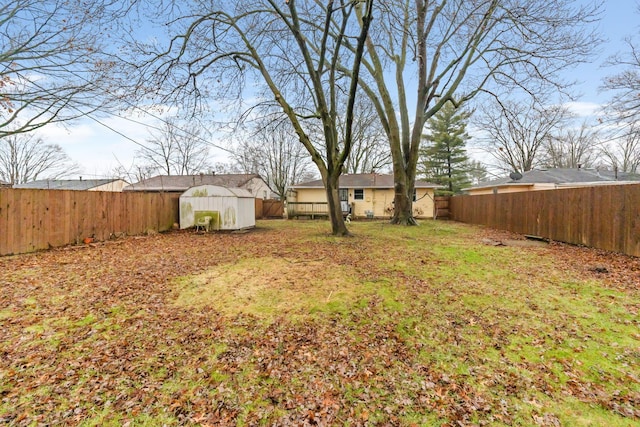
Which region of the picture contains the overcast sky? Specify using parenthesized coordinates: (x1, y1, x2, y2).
(40, 1, 640, 180)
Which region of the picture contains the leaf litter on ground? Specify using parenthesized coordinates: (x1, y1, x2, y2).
(0, 220, 638, 426)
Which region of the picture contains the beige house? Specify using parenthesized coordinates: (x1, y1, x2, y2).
(124, 173, 271, 199)
(13, 178, 128, 191)
(288, 173, 440, 219)
(464, 168, 640, 196)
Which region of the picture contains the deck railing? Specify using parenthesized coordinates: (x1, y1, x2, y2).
(287, 202, 329, 219)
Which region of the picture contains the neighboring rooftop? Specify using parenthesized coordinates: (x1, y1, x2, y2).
(13, 178, 127, 191)
(123, 174, 263, 192)
(467, 168, 640, 191)
(291, 173, 440, 189)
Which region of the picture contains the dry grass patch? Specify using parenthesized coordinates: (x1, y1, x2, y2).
(174, 256, 361, 318)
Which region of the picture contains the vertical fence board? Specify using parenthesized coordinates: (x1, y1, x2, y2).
(12, 190, 25, 254)
(623, 186, 640, 256)
(0, 190, 14, 254)
(600, 186, 619, 252)
(255, 198, 263, 219)
(0, 190, 7, 254)
(48, 189, 63, 248)
(32, 189, 45, 251)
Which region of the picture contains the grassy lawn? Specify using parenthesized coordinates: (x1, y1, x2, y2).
(0, 220, 638, 426)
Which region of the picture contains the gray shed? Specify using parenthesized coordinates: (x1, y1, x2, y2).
(179, 185, 255, 231)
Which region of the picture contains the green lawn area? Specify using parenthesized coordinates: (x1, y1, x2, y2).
(0, 220, 638, 426)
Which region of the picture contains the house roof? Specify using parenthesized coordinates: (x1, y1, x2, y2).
(291, 173, 440, 189)
(123, 174, 263, 192)
(466, 168, 640, 191)
(13, 179, 125, 191)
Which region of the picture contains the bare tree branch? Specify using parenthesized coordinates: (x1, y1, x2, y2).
(476, 98, 570, 173)
(0, 0, 132, 137)
(130, 0, 376, 235)
(346, 0, 603, 224)
(135, 116, 212, 176)
(0, 133, 80, 184)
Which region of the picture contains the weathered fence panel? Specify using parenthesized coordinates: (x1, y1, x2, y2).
(434, 196, 450, 219)
(450, 184, 640, 257)
(255, 198, 263, 219)
(262, 200, 284, 218)
(0, 189, 181, 256)
(254, 198, 285, 219)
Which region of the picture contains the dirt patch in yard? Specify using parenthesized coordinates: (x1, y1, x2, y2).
(477, 225, 640, 290)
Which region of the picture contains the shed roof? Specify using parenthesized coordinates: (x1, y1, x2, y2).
(124, 174, 263, 192)
(181, 185, 253, 198)
(291, 173, 439, 189)
(466, 168, 640, 191)
(13, 179, 125, 191)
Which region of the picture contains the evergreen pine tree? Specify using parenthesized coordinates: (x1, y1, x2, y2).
(419, 102, 473, 195)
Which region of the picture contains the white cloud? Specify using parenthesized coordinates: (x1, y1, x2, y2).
(563, 101, 602, 118)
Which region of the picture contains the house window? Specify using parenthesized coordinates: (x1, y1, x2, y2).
(354, 189, 364, 200)
(413, 189, 417, 202)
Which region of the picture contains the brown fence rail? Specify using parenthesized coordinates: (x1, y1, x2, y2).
(0, 189, 180, 256)
(449, 184, 640, 257)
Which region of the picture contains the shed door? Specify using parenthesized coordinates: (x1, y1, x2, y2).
(339, 189, 349, 213)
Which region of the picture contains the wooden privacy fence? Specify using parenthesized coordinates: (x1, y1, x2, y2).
(0, 189, 180, 256)
(434, 196, 450, 219)
(449, 184, 640, 257)
(254, 199, 284, 219)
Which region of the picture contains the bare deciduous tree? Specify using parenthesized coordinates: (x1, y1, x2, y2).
(341, 97, 391, 174)
(136, 117, 212, 176)
(347, 0, 602, 224)
(0, 0, 128, 138)
(542, 122, 599, 169)
(476, 99, 570, 173)
(600, 125, 640, 174)
(233, 118, 315, 201)
(131, 0, 375, 235)
(601, 6, 640, 163)
(602, 1, 640, 126)
(0, 133, 80, 184)
(111, 162, 157, 184)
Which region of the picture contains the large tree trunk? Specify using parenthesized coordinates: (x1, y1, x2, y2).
(325, 172, 350, 236)
(389, 122, 421, 225)
(390, 170, 418, 225)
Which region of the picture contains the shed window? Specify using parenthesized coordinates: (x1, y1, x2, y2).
(354, 189, 364, 200)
